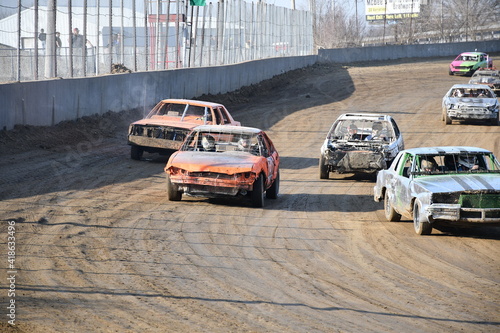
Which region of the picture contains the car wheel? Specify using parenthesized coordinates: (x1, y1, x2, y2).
(445, 114, 452, 125)
(491, 114, 499, 126)
(319, 156, 329, 179)
(266, 170, 279, 199)
(413, 201, 432, 235)
(251, 174, 265, 208)
(131, 145, 143, 160)
(166, 174, 182, 201)
(384, 190, 401, 222)
(448, 69, 453, 76)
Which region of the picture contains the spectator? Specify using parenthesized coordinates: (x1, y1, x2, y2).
(55, 32, 62, 55)
(38, 28, 46, 49)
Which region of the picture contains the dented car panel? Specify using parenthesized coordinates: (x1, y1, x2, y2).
(442, 84, 499, 125)
(374, 146, 500, 235)
(165, 125, 280, 207)
(469, 67, 500, 93)
(128, 99, 241, 160)
(319, 113, 404, 178)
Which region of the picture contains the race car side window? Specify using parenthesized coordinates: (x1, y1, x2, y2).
(400, 154, 413, 178)
(390, 119, 401, 137)
(219, 107, 230, 124)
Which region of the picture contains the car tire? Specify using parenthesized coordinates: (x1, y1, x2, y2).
(384, 190, 401, 222)
(251, 174, 265, 208)
(131, 145, 143, 160)
(413, 201, 432, 235)
(266, 170, 279, 199)
(319, 156, 329, 179)
(491, 114, 499, 126)
(448, 70, 453, 76)
(166, 174, 182, 201)
(445, 114, 452, 125)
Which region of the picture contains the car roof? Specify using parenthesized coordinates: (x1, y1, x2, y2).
(450, 84, 492, 89)
(402, 146, 493, 155)
(336, 113, 393, 121)
(158, 99, 225, 108)
(458, 51, 487, 56)
(193, 124, 263, 134)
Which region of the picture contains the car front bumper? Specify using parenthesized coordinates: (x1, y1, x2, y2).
(170, 173, 256, 197)
(446, 109, 498, 120)
(426, 204, 500, 223)
(323, 150, 387, 173)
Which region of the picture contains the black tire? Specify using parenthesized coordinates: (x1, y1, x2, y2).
(413, 201, 432, 235)
(319, 156, 329, 179)
(266, 170, 279, 199)
(251, 174, 265, 208)
(445, 114, 452, 125)
(131, 145, 143, 160)
(384, 190, 401, 222)
(448, 69, 453, 76)
(491, 114, 499, 126)
(166, 174, 182, 201)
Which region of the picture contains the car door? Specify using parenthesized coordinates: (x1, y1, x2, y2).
(393, 153, 414, 217)
(258, 134, 278, 187)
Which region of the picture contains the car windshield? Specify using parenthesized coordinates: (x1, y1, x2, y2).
(328, 119, 394, 142)
(450, 87, 493, 98)
(147, 102, 210, 121)
(412, 152, 500, 176)
(182, 130, 265, 156)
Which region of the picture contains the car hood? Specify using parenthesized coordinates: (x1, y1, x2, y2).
(167, 151, 262, 174)
(131, 118, 200, 130)
(446, 97, 497, 106)
(414, 174, 500, 193)
(450, 60, 478, 67)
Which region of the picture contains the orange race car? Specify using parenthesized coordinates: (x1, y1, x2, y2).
(127, 99, 241, 160)
(164, 125, 280, 207)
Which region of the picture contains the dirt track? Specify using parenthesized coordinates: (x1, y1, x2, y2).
(1, 56, 499, 333)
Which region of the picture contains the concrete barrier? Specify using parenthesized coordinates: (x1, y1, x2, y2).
(2, 41, 500, 131)
(0, 55, 316, 131)
(317, 40, 500, 63)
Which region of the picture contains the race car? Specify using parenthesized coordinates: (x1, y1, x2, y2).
(449, 52, 492, 76)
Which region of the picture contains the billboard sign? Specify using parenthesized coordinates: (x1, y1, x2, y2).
(365, 0, 421, 21)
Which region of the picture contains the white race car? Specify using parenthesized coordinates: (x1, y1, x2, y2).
(374, 146, 500, 235)
(442, 84, 499, 125)
(319, 113, 404, 179)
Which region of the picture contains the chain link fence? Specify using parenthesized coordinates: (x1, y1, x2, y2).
(0, 0, 313, 83)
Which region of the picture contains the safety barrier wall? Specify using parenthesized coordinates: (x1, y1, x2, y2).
(317, 40, 500, 64)
(0, 55, 317, 131)
(2, 41, 500, 131)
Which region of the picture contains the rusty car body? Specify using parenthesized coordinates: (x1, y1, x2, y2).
(127, 99, 241, 160)
(374, 146, 500, 235)
(164, 125, 280, 207)
(468, 67, 500, 93)
(319, 113, 404, 179)
(442, 84, 499, 125)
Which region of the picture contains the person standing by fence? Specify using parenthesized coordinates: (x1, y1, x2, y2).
(71, 28, 85, 75)
(38, 28, 46, 49)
